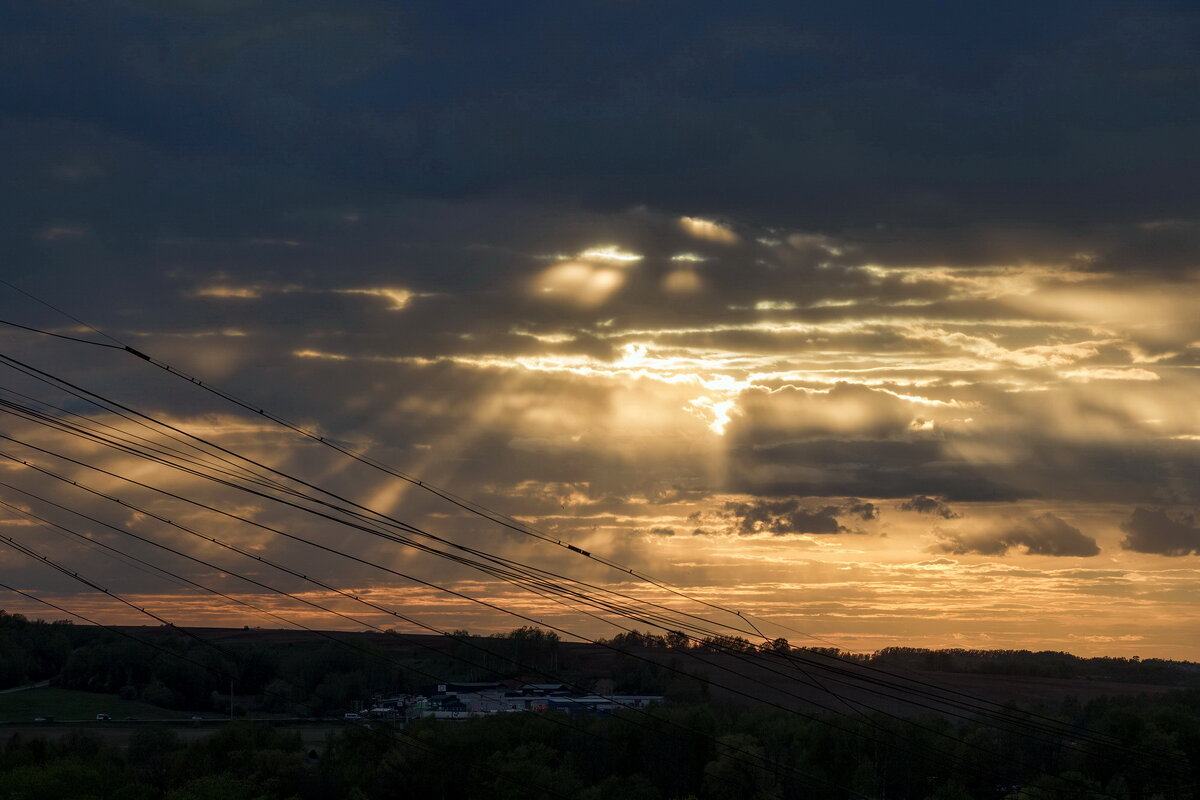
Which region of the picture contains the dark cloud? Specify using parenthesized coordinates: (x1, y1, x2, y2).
(1120, 508, 1200, 557)
(719, 498, 874, 536)
(899, 495, 960, 519)
(646, 526, 676, 537)
(843, 499, 878, 521)
(933, 513, 1100, 557)
(5, 1, 1200, 266)
(728, 439, 1029, 502)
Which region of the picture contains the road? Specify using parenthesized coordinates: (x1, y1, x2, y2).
(0, 680, 50, 694)
(0, 718, 367, 751)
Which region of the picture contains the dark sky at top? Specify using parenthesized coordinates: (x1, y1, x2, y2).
(5, 1, 1200, 249)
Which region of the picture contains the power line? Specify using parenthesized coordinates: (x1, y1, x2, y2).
(0, 306, 762, 629)
(0, 318, 125, 349)
(0, 279, 124, 346)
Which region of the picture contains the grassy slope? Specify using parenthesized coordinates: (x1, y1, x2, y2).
(0, 687, 210, 722)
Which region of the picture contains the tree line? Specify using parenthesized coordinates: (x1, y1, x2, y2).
(598, 629, 1200, 686)
(2, 690, 1199, 799)
(2, 612, 1196, 719)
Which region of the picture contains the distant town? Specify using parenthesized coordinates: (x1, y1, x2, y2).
(352, 681, 662, 721)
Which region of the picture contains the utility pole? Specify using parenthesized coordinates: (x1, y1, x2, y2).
(229, 676, 234, 720)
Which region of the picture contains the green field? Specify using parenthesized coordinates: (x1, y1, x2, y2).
(0, 687, 212, 722)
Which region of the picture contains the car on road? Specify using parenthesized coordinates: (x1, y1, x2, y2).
(95, 714, 111, 721)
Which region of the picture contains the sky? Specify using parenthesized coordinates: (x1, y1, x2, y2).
(1, 0, 1199, 659)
